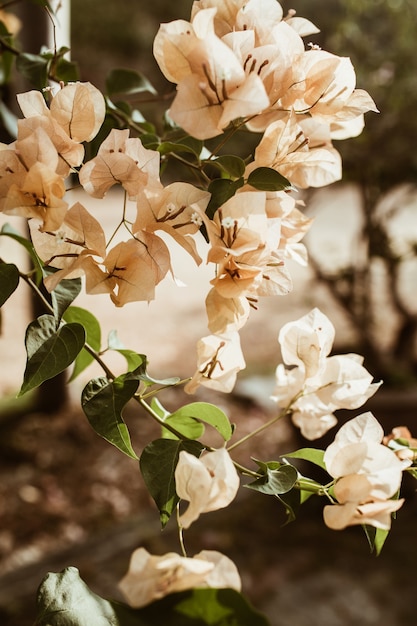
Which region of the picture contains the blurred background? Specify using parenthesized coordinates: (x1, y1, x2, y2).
(1, 1, 417, 624)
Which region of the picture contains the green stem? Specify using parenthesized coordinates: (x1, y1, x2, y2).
(233, 460, 260, 479)
(21, 274, 54, 313)
(227, 404, 293, 452)
(177, 506, 187, 557)
(82, 343, 115, 380)
(139, 377, 192, 400)
(136, 396, 192, 441)
(209, 121, 246, 158)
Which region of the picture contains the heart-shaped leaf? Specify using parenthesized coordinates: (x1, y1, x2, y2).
(19, 315, 85, 396)
(81, 375, 139, 459)
(0, 262, 19, 307)
(140, 438, 204, 527)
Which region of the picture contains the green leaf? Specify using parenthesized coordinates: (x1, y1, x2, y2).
(114, 349, 148, 373)
(139, 133, 160, 149)
(0, 223, 44, 284)
(106, 68, 156, 96)
(206, 178, 244, 219)
(44, 270, 82, 322)
(54, 57, 79, 83)
(246, 167, 292, 191)
(35, 566, 129, 626)
(283, 447, 326, 470)
(35, 567, 270, 626)
(141, 588, 271, 625)
(275, 490, 300, 524)
(140, 438, 204, 527)
(81, 375, 139, 460)
(162, 415, 205, 441)
(211, 155, 246, 179)
(16, 52, 48, 89)
(362, 524, 389, 556)
(168, 402, 233, 442)
(0, 263, 19, 307)
(19, 315, 85, 396)
(245, 463, 298, 495)
(63, 306, 102, 380)
(157, 141, 200, 157)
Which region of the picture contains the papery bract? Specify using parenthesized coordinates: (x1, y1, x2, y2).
(79, 129, 160, 199)
(29, 202, 107, 291)
(278, 308, 335, 379)
(324, 412, 405, 499)
(102, 234, 171, 306)
(133, 182, 210, 264)
(175, 447, 240, 528)
(185, 331, 245, 393)
(3, 162, 67, 232)
(118, 547, 241, 608)
(323, 474, 404, 531)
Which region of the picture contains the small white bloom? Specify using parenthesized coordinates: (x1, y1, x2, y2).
(118, 548, 241, 608)
(175, 447, 240, 529)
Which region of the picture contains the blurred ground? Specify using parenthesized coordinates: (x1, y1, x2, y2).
(1, 184, 417, 625)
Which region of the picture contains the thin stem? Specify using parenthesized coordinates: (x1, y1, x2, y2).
(136, 396, 192, 441)
(232, 460, 260, 479)
(227, 403, 294, 452)
(177, 506, 187, 557)
(209, 121, 246, 158)
(140, 377, 192, 400)
(169, 152, 211, 185)
(20, 273, 54, 314)
(83, 343, 115, 380)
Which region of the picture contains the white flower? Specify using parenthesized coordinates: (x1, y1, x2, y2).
(118, 547, 241, 608)
(175, 448, 240, 529)
(278, 308, 335, 380)
(324, 412, 405, 499)
(185, 331, 246, 394)
(323, 474, 404, 531)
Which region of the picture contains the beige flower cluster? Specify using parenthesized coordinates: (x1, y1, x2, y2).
(323, 412, 407, 530)
(154, 0, 377, 185)
(272, 308, 382, 439)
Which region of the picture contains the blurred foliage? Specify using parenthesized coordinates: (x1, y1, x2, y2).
(287, 0, 417, 190)
(71, 0, 191, 92)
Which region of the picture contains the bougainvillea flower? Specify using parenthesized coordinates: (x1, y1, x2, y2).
(323, 474, 404, 531)
(272, 311, 382, 439)
(16, 115, 85, 176)
(153, 8, 270, 138)
(0, 147, 28, 210)
(207, 191, 268, 261)
(175, 447, 240, 528)
(29, 202, 107, 291)
(278, 308, 335, 380)
(383, 426, 417, 462)
(311, 354, 382, 410)
(118, 547, 241, 608)
(324, 412, 406, 499)
(251, 111, 342, 188)
(17, 82, 105, 143)
(79, 129, 160, 199)
(321, 413, 407, 530)
(205, 289, 251, 334)
(3, 162, 67, 231)
(102, 234, 171, 306)
(16, 83, 105, 177)
(133, 182, 210, 264)
(185, 331, 246, 393)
